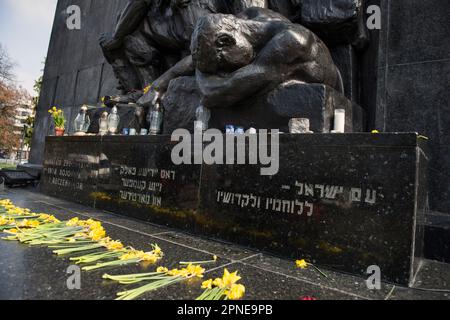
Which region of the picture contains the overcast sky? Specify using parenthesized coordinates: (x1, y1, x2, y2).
(0, 0, 58, 95)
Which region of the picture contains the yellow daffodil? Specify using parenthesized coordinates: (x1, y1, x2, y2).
(186, 264, 205, 278)
(66, 217, 80, 227)
(157, 267, 169, 274)
(139, 252, 159, 263)
(213, 277, 225, 288)
(39, 214, 60, 223)
(201, 279, 213, 290)
(225, 284, 246, 300)
(0, 217, 13, 226)
(100, 238, 124, 251)
(164, 264, 204, 279)
(74, 232, 87, 238)
(296, 259, 309, 269)
(17, 219, 40, 228)
(152, 244, 162, 256)
(143, 85, 151, 94)
(222, 269, 241, 287)
(197, 269, 245, 300)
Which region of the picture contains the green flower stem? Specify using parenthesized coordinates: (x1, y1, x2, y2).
(116, 276, 184, 300)
(180, 259, 217, 265)
(71, 251, 124, 264)
(311, 264, 328, 278)
(103, 271, 162, 282)
(82, 258, 141, 271)
(0, 215, 40, 219)
(48, 241, 96, 248)
(196, 287, 226, 300)
(53, 244, 104, 255)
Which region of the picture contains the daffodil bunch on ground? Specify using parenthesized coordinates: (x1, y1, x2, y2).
(196, 269, 245, 300)
(0, 199, 60, 232)
(49, 218, 164, 271)
(81, 244, 163, 271)
(103, 263, 205, 300)
(3, 217, 105, 246)
(1, 200, 165, 274)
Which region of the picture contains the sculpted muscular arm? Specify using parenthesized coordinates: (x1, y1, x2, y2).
(196, 26, 315, 109)
(100, 0, 151, 51)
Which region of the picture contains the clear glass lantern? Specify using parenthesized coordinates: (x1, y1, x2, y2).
(194, 105, 211, 132)
(73, 105, 90, 136)
(148, 103, 163, 135)
(107, 106, 120, 135)
(98, 111, 109, 136)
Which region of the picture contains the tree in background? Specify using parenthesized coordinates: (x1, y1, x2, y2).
(0, 44, 31, 153)
(22, 76, 42, 148)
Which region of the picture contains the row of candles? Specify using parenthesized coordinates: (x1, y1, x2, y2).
(73, 104, 347, 136)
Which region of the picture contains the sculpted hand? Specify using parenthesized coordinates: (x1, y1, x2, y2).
(138, 85, 165, 107)
(99, 33, 122, 51)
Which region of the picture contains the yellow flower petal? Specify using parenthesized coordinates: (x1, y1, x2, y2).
(296, 259, 309, 269)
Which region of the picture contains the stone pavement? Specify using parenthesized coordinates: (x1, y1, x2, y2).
(0, 187, 449, 300)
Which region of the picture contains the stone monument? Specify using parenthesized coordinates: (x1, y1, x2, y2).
(30, 0, 450, 282)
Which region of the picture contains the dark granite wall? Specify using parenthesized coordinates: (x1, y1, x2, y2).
(29, 0, 124, 165)
(376, 0, 450, 214)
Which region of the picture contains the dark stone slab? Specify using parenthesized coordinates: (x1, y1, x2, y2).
(3, 188, 449, 300)
(210, 82, 365, 133)
(94, 135, 202, 230)
(375, 1, 450, 216)
(300, 0, 363, 46)
(196, 133, 427, 285)
(386, 0, 450, 66)
(40, 136, 101, 207)
(0, 202, 231, 300)
(162, 76, 200, 134)
(381, 61, 450, 215)
(330, 45, 359, 103)
(40, 133, 427, 285)
(424, 213, 450, 263)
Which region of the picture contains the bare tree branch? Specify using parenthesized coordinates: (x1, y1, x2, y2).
(0, 43, 16, 83)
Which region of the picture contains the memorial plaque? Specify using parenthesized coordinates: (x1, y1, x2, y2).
(41, 133, 427, 285)
(94, 136, 201, 230)
(197, 133, 428, 285)
(41, 136, 101, 207)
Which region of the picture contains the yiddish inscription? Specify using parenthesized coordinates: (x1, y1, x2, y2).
(117, 165, 176, 207)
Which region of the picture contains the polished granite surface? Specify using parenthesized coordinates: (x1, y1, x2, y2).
(40, 133, 427, 285)
(0, 187, 449, 300)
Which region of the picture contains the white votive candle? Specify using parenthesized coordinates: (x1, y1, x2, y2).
(334, 109, 346, 133)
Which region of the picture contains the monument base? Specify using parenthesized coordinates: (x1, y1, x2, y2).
(40, 133, 428, 285)
(161, 77, 365, 134)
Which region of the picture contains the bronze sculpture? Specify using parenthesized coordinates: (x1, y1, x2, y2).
(100, 0, 235, 97)
(192, 8, 343, 109)
(99, 0, 367, 133)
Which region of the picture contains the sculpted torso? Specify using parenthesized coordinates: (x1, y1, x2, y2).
(145, 1, 223, 51)
(192, 8, 342, 109)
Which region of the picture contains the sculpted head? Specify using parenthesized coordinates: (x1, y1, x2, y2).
(191, 14, 255, 74)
